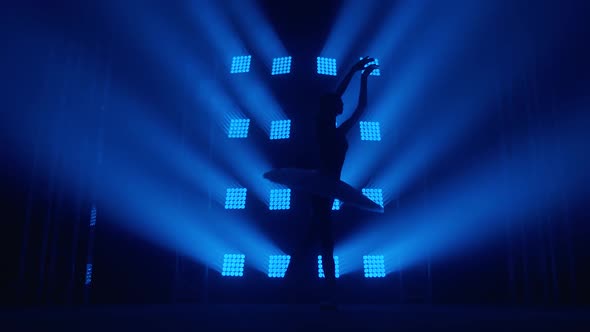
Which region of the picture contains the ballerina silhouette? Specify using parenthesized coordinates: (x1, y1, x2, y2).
(311, 57, 378, 304)
(264, 57, 378, 306)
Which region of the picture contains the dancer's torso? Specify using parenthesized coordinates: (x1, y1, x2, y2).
(317, 127, 348, 179)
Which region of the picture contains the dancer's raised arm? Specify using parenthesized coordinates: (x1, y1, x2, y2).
(338, 64, 378, 135)
(334, 56, 374, 97)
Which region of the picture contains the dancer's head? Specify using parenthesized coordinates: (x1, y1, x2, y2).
(319, 93, 344, 117)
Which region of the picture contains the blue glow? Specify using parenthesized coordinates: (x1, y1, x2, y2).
(365, 1, 428, 67)
(321, 0, 382, 60)
(318, 255, 340, 278)
(190, 1, 289, 136)
(197, 82, 274, 202)
(317, 57, 337, 76)
(230, 55, 252, 74)
(362, 188, 384, 207)
(363, 255, 386, 278)
(224, 188, 247, 209)
(338, 111, 590, 274)
(359, 121, 382, 141)
(3, 0, 586, 290)
(223, 0, 288, 66)
(269, 189, 291, 210)
(216, 140, 273, 205)
(343, 2, 501, 190)
(191, 1, 246, 58)
(269, 120, 291, 140)
(228, 118, 250, 138)
(271, 56, 292, 75)
(2, 23, 286, 274)
(89, 204, 97, 227)
(360, 57, 381, 76)
(332, 199, 342, 211)
(222, 254, 245, 277)
(94, 106, 281, 273)
(268, 255, 291, 278)
(85, 263, 93, 285)
(191, 3, 288, 132)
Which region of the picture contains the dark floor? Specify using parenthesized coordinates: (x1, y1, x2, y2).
(2, 303, 590, 331)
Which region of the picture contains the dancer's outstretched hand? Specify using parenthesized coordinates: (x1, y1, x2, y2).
(362, 64, 379, 77)
(352, 56, 375, 72)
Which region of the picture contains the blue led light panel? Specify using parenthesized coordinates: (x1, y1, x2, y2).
(228, 118, 250, 138)
(270, 120, 291, 140)
(222, 254, 245, 277)
(332, 199, 342, 210)
(269, 188, 291, 210)
(317, 57, 337, 76)
(362, 188, 384, 207)
(318, 255, 340, 278)
(360, 121, 381, 141)
(89, 204, 97, 227)
(85, 263, 93, 285)
(272, 56, 292, 75)
(363, 255, 386, 278)
(268, 255, 291, 278)
(360, 57, 381, 76)
(231, 55, 252, 74)
(225, 188, 247, 209)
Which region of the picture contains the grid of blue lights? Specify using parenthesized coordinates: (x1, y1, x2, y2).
(271, 56, 292, 75)
(363, 255, 386, 278)
(224, 54, 390, 280)
(231, 55, 252, 74)
(228, 118, 250, 138)
(318, 255, 340, 278)
(222, 254, 245, 277)
(317, 57, 337, 76)
(89, 204, 96, 227)
(269, 188, 291, 210)
(268, 255, 291, 278)
(270, 120, 291, 140)
(85, 263, 93, 285)
(360, 121, 381, 141)
(362, 188, 384, 207)
(225, 188, 247, 209)
(360, 57, 381, 76)
(332, 199, 342, 211)
(227, 56, 378, 76)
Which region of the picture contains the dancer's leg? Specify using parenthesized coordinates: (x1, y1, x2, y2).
(283, 204, 316, 303)
(314, 197, 336, 302)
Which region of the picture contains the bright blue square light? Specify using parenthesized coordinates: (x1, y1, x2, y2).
(231, 55, 252, 74)
(362, 188, 384, 207)
(363, 255, 386, 278)
(228, 118, 250, 138)
(222, 254, 245, 277)
(332, 199, 342, 211)
(317, 57, 337, 76)
(318, 255, 340, 278)
(272, 56, 292, 75)
(270, 120, 291, 140)
(359, 57, 381, 76)
(269, 189, 291, 210)
(360, 121, 381, 141)
(224, 188, 247, 209)
(268, 255, 291, 278)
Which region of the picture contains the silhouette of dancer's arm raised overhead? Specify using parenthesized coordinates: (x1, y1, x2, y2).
(334, 56, 374, 97)
(338, 62, 379, 135)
